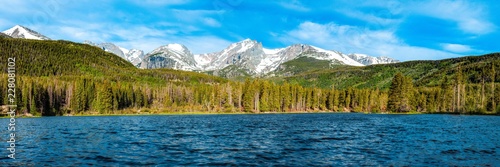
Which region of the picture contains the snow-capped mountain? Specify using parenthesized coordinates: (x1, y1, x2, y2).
(347, 53, 399, 65)
(192, 40, 365, 75)
(143, 39, 398, 76)
(254, 44, 363, 75)
(1, 25, 400, 77)
(139, 44, 200, 71)
(194, 39, 266, 74)
(2, 25, 50, 40)
(84, 41, 144, 66)
(126, 49, 145, 67)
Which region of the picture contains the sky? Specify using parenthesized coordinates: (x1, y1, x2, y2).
(0, 0, 499, 61)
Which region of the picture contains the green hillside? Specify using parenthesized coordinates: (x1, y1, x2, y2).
(279, 53, 500, 89)
(271, 56, 333, 77)
(205, 65, 252, 80)
(0, 38, 225, 85)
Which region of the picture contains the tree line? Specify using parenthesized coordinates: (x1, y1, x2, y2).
(1, 64, 499, 116)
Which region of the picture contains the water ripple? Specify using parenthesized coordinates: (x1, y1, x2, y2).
(0, 114, 498, 166)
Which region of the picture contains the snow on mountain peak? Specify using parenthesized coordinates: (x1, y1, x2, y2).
(309, 46, 364, 66)
(118, 47, 129, 55)
(2, 25, 50, 40)
(262, 48, 284, 55)
(166, 43, 187, 52)
(141, 43, 199, 71)
(346, 53, 400, 65)
(84, 41, 144, 66)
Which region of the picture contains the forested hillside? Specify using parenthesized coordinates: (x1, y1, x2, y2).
(280, 53, 500, 89)
(0, 38, 499, 116)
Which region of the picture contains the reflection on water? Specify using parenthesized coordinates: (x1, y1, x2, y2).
(1, 113, 499, 166)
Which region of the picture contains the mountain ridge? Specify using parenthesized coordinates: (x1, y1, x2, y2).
(2, 25, 50, 40)
(2, 25, 399, 77)
(83, 41, 145, 67)
(142, 39, 399, 77)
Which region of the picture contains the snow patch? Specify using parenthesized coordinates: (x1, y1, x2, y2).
(263, 48, 283, 55)
(166, 43, 185, 52)
(118, 47, 129, 55)
(310, 46, 364, 66)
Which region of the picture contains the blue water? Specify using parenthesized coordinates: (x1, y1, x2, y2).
(1, 113, 499, 166)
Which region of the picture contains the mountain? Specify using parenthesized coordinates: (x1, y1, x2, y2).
(196, 40, 366, 76)
(145, 39, 394, 77)
(347, 54, 399, 65)
(0, 32, 12, 38)
(1, 25, 400, 78)
(84, 41, 145, 67)
(139, 43, 200, 71)
(0, 37, 224, 83)
(126, 49, 145, 67)
(2, 25, 50, 40)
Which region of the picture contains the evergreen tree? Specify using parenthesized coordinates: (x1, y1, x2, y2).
(242, 79, 254, 112)
(96, 81, 113, 113)
(491, 62, 496, 112)
(388, 73, 413, 112)
(259, 81, 270, 112)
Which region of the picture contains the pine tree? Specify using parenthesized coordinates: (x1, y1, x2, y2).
(96, 81, 113, 114)
(402, 75, 414, 112)
(259, 81, 270, 112)
(388, 73, 413, 112)
(455, 66, 465, 113)
(491, 62, 496, 112)
(280, 83, 291, 112)
(242, 79, 254, 112)
(270, 83, 280, 112)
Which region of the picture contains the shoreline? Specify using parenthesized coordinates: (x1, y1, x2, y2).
(1, 110, 498, 118)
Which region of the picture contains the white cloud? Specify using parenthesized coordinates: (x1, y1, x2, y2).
(43, 20, 231, 54)
(171, 9, 224, 27)
(203, 18, 221, 27)
(409, 0, 495, 35)
(57, 26, 109, 42)
(116, 36, 232, 54)
(441, 43, 473, 53)
(280, 21, 459, 61)
(129, 0, 190, 6)
(339, 9, 401, 27)
(278, 0, 310, 12)
(178, 36, 232, 54)
(0, 1, 32, 14)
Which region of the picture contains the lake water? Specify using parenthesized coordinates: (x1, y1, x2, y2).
(1, 113, 499, 166)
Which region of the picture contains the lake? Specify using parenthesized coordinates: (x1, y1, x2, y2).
(1, 113, 499, 166)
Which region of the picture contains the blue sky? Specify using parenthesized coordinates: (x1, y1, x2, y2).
(0, 0, 499, 61)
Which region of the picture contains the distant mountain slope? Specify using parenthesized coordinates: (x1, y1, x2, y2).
(2, 25, 50, 40)
(147, 39, 399, 77)
(1, 25, 401, 79)
(0, 32, 12, 38)
(84, 41, 145, 67)
(280, 53, 500, 89)
(139, 43, 200, 71)
(347, 54, 399, 65)
(0, 37, 225, 84)
(0, 38, 134, 77)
